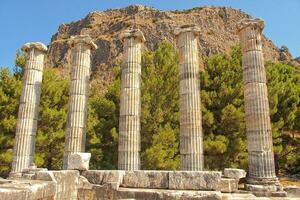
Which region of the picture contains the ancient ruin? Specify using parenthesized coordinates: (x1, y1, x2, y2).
(63, 35, 97, 169)
(1, 10, 299, 199)
(10, 42, 47, 177)
(118, 29, 145, 170)
(237, 18, 279, 193)
(175, 25, 204, 171)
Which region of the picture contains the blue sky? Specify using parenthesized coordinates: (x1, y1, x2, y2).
(0, 0, 299, 69)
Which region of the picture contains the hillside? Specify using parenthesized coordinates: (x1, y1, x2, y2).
(47, 5, 292, 91)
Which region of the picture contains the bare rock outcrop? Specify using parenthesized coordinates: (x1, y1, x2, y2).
(47, 5, 291, 92)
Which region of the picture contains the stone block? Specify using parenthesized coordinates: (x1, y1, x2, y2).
(284, 186, 300, 197)
(82, 170, 125, 190)
(223, 168, 246, 180)
(168, 171, 222, 190)
(217, 178, 238, 193)
(67, 152, 91, 170)
(34, 170, 79, 199)
(78, 175, 93, 190)
(121, 170, 169, 189)
(0, 180, 55, 200)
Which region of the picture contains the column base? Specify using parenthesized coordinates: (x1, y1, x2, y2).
(245, 177, 287, 197)
(247, 177, 279, 185)
(8, 172, 23, 179)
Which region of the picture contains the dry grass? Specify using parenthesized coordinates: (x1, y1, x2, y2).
(280, 179, 300, 187)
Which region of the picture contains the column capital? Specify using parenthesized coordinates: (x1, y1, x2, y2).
(120, 28, 146, 43)
(22, 42, 48, 53)
(174, 24, 201, 37)
(237, 18, 264, 34)
(68, 35, 97, 50)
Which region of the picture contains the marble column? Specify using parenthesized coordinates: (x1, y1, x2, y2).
(63, 35, 97, 169)
(237, 19, 278, 185)
(175, 25, 203, 171)
(11, 42, 47, 176)
(118, 29, 145, 170)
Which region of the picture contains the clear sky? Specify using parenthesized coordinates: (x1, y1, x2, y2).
(0, 0, 299, 69)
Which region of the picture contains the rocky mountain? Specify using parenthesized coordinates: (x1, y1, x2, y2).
(47, 5, 292, 91)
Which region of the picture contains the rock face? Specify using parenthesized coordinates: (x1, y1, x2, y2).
(47, 5, 290, 92)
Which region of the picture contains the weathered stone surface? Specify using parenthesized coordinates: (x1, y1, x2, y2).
(175, 24, 203, 171)
(67, 153, 91, 170)
(244, 184, 280, 197)
(118, 29, 144, 171)
(217, 178, 238, 193)
(63, 35, 97, 169)
(82, 170, 125, 190)
(223, 168, 246, 180)
(169, 171, 222, 190)
(284, 186, 300, 197)
(121, 170, 169, 189)
(11, 42, 47, 175)
(238, 18, 278, 185)
(91, 186, 222, 200)
(0, 179, 55, 200)
(34, 170, 79, 199)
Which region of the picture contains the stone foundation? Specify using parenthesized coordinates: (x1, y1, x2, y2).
(1, 169, 298, 199)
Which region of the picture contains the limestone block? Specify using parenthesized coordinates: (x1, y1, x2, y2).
(78, 175, 93, 190)
(217, 178, 238, 193)
(245, 184, 277, 193)
(82, 170, 125, 190)
(168, 171, 222, 190)
(114, 188, 222, 200)
(284, 186, 300, 197)
(67, 152, 91, 170)
(0, 180, 55, 200)
(34, 170, 79, 199)
(223, 168, 246, 180)
(121, 171, 169, 189)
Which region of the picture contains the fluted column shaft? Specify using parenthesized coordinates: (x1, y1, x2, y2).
(11, 42, 47, 175)
(63, 35, 97, 169)
(238, 19, 277, 184)
(118, 29, 145, 170)
(175, 25, 203, 171)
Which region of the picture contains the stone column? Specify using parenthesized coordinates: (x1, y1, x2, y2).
(237, 19, 278, 186)
(175, 25, 203, 171)
(63, 35, 97, 169)
(11, 42, 47, 176)
(118, 29, 145, 170)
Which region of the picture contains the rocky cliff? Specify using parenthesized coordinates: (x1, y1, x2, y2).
(47, 5, 291, 90)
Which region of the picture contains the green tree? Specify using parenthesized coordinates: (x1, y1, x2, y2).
(141, 41, 180, 169)
(35, 69, 69, 169)
(0, 68, 21, 177)
(201, 46, 247, 170)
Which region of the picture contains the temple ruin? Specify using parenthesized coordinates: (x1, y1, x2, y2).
(0, 18, 295, 200)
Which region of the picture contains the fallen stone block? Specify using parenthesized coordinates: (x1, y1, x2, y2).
(217, 178, 238, 193)
(67, 152, 91, 170)
(169, 171, 222, 190)
(223, 168, 246, 180)
(121, 170, 169, 189)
